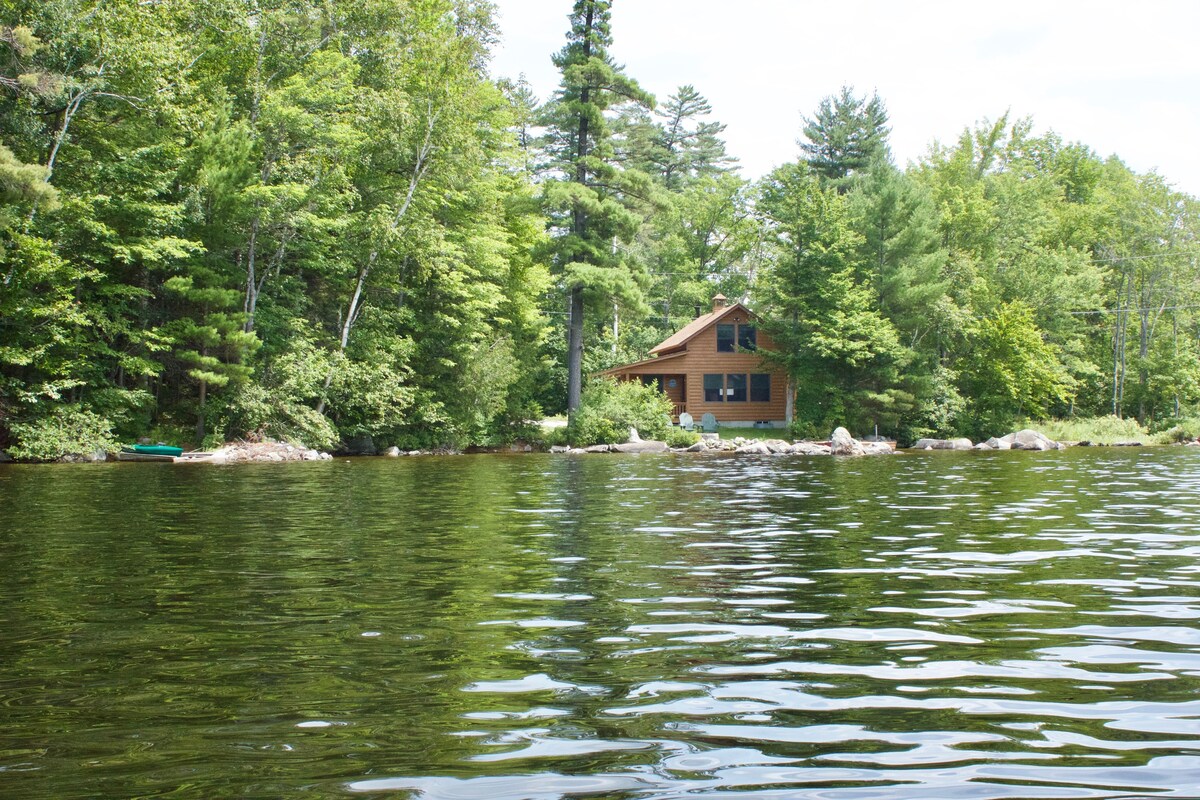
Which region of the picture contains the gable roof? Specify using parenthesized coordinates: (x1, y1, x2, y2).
(649, 302, 756, 356)
(597, 349, 687, 376)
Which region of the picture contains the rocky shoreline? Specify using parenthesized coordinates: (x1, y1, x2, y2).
(3, 427, 1196, 465)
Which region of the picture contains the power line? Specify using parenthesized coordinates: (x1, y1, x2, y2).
(1066, 304, 1200, 316)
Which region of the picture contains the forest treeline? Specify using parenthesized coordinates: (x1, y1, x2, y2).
(2, 0, 1198, 459)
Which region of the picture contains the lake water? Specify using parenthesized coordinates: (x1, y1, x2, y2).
(3, 449, 1200, 799)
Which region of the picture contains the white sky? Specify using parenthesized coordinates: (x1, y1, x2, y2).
(489, 0, 1200, 196)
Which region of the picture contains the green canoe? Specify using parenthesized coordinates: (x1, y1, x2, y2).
(124, 444, 184, 457)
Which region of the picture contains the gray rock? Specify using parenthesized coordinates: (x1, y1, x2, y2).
(585, 444, 611, 453)
(1112, 441, 1144, 447)
(793, 442, 832, 456)
(59, 448, 110, 463)
(913, 437, 973, 451)
(861, 441, 895, 455)
(0, 450, 10, 463)
(384, 446, 402, 457)
(983, 437, 1011, 450)
(686, 440, 707, 453)
(1002, 429, 1058, 450)
(627, 427, 642, 443)
(701, 433, 720, 442)
(549, 445, 570, 454)
(830, 427, 864, 456)
(735, 441, 771, 455)
(764, 439, 792, 454)
(613, 440, 668, 454)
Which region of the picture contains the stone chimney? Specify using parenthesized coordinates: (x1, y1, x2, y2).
(711, 294, 728, 313)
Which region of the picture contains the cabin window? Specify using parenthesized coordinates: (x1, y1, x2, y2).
(716, 324, 735, 352)
(738, 324, 757, 351)
(750, 373, 771, 402)
(703, 373, 724, 402)
(726, 373, 747, 402)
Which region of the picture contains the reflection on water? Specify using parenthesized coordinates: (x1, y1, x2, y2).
(2, 449, 1200, 798)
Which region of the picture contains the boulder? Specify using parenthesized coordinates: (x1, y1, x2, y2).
(1001, 429, 1058, 451)
(613, 440, 668, 454)
(627, 427, 642, 443)
(912, 438, 973, 451)
(383, 446, 402, 457)
(983, 437, 1011, 450)
(585, 444, 611, 453)
(59, 449, 109, 463)
(793, 442, 832, 456)
(735, 441, 771, 455)
(549, 445, 571, 454)
(764, 439, 792, 454)
(861, 441, 895, 455)
(830, 427, 864, 456)
(686, 440, 707, 453)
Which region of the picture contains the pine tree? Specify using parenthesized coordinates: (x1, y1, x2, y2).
(800, 86, 890, 189)
(542, 0, 653, 413)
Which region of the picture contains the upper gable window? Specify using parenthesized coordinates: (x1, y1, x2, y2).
(717, 321, 755, 352)
(716, 324, 735, 352)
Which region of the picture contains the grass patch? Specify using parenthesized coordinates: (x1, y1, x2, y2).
(1033, 415, 1161, 445)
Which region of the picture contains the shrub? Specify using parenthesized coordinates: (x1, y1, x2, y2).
(568, 378, 673, 446)
(1153, 416, 1200, 443)
(7, 405, 118, 461)
(664, 427, 701, 448)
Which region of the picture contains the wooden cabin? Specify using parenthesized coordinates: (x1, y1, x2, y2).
(601, 295, 791, 427)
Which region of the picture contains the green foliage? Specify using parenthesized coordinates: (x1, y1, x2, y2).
(801, 86, 891, 189)
(957, 302, 1073, 437)
(664, 427, 700, 448)
(1035, 415, 1153, 445)
(758, 163, 909, 434)
(7, 405, 117, 461)
(1155, 417, 1200, 443)
(567, 378, 672, 446)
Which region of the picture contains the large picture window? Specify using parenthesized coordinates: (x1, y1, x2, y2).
(703, 373, 724, 402)
(716, 324, 735, 352)
(726, 373, 747, 402)
(750, 373, 770, 402)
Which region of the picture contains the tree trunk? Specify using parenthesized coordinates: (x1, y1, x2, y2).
(196, 378, 207, 443)
(567, 288, 584, 413)
(565, 3, 594, 416)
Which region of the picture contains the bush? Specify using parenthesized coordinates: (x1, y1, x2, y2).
(568, 378, 673, 446)
(664, 427, 701, 448)
(7, 405, 119, 461)
(1153, 416, 1200, 443)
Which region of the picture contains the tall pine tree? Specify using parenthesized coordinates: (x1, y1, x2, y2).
(542, 0, 652, 413)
